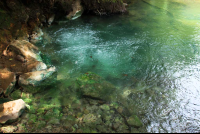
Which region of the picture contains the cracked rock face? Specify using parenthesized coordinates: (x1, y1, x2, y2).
(0, 99, 26, 124)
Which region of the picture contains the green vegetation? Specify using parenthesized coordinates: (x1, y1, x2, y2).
(101, 0, 123, 3)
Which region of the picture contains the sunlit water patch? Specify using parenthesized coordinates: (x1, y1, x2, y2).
(37, 0, 200, 132)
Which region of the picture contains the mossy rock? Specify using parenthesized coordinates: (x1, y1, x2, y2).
(76, 72, 117, 101)
(100, 104, 110, 111)
(64, 115, 78, 124)
(127, 115, 143, 128)
(28, 114, 38, 124)
(47, 118, 60, 125)
(35, 121, 46, 129)
(37, 108, 45, 115)
(1, 126, 18, 133)
(83, 113, 98, 124)
(81, 127, 92, 133)
(29, 106, 36, 114)
(10, 90, 21, 100)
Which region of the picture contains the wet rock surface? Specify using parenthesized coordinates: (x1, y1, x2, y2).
(0, 125, 18, 133)
(0, 0, 132, 133)
(0, 70, 16, 96)
(66, 0, 84, 20)
(18, 66, 57, 94)
(0, 99, 26, 124)
(76, 72, 117, 101)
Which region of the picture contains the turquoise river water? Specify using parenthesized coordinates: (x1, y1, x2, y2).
(35, 0, 200, 133)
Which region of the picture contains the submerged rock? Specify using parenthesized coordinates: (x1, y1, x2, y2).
(76, 72, 116, 101)
(10, 90, 22, 100)
(18, 66, 57, 93)
(0, 125, 18, 133)
(0, 99, 26, 124)
(127, 115, 143, 128)
(0, 71, 16, 96)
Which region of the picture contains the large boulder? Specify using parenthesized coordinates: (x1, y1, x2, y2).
(0, 70, 16, 96)
(2, 40, 47, 73)
(18, 66, 57, 94)
(0, 99, 26, 124)
(7, 40, 42, 62)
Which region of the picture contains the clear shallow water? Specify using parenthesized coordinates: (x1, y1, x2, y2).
(38, 0, 200, 133)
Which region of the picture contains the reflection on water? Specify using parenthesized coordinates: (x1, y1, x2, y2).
(38, 0, 200, 132)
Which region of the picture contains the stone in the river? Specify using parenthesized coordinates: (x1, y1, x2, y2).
(0, 125, 18, 133)
(26, 60, 47, 72)
(66, 0, 83, 20)
(47, 118, 60, 125)
(127, 115, 143, 128)
(100, 104, 110, 111)
(76, 72, 116, 101)
(0, 99, 26, 124)
(9, 40, 42, 61)
(30, 27, 44, 44)
(18, 66, 57, 93)
(83, 113, 97, 124)
(48, 14, 55, 25)
(10, 90, 21, 100)
(0, 71, 16, 96)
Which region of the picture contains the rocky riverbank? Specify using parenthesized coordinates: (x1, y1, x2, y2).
(0, 0, 128, 100)
(0, 0, 147, 133)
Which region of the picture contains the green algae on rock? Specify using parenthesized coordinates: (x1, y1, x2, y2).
(76, 72, 117, 101)
(10, 90, 21, 100)
(127, 115, 143, 128)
